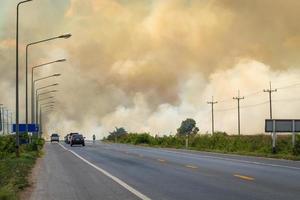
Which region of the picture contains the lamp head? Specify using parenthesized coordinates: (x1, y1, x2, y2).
(59, 33, 72, 39)
(56, 59, 66, 62)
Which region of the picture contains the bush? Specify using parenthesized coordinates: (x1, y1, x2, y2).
(0, 135, 45, 199)
(0, 136, 16, 159)
(25, 138, 45, 152)
(293, 135, 300, 156)
(104, 132, 300, 159)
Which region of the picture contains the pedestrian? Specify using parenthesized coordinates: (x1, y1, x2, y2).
(93, 134, 96, 143)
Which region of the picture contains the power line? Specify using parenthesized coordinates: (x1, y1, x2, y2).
(277, 83, 300, 90)
(273, 98, 300, 103)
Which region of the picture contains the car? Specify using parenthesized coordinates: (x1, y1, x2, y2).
(68, 133, 79, 144)
(70, 134, 85, 146)
(50, 133, 59, 143)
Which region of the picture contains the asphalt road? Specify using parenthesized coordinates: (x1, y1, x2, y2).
(30, 141, 300, 200)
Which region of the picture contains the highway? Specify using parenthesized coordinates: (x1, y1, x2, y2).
(30, 142, 300, 200)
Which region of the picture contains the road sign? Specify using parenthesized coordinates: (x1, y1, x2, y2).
(265, 119, 299, 152)
(265, 119, 300, 132)
(13, 124, 39, 132)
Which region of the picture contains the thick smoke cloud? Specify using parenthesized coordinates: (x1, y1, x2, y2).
(1, 0, 300, 138)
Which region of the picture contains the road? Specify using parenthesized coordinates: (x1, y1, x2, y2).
(30, 142, 300, 200)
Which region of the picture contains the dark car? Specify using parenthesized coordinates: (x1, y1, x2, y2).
(67, 133, 79, 144)
(50, 133, 59, 142)
(70, 134, 85, 146)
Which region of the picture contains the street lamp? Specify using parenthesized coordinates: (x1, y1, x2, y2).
(43, 109, 55, 112)
(31, 60, 65, 125)
(38, 102, 56, 137)
(36, 90, 58, 124)
(35, 83, 58, 122)
(39, 96, 55, 102)
(39, 106, 56, 138)
(32, 74, 60, 123)
(34, 90, 57, 138)
(25, 34, 71, 130)
(16, 0, 33, 157)
(40, 101, 56, 106)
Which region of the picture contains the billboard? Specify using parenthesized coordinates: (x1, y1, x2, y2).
(265, 119, 300, 132)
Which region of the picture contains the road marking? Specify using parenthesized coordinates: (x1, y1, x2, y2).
(234, 174, 255, 181)
(58, 144, 151, 200)
(185, 165, 198, 169)
(157, 159, 166, 163)
(129, 148, 300, 171)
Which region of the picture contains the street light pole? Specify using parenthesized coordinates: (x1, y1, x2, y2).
(6, 109, 9, 134)
(38, 102, 55, 137)
(36, 91, 57, 125)
(16, 0, 33, 157)
(32, 74, 60, 125)
(26, 35, 71, 134)
(38, 103, 55, 138)
(40, 106, 56, 137)
(0, 104, 3, 134)
(31, 60, 65, 127)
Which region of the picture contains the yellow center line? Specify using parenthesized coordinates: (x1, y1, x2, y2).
(157, 159, 166, 163)
(234, 174, 255, 181)
(185, 165, 198, 169)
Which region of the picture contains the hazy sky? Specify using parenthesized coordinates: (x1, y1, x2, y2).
(1, 0, 300, 138)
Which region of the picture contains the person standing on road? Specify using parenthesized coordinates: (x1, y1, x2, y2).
(93, 134, 96, 143)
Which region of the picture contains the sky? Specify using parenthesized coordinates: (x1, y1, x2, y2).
(1, 0, 300, 139)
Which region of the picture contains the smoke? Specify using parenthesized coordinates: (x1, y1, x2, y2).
(1, 0, 300, 139)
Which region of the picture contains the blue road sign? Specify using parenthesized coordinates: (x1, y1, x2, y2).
(13, 124, 39, 132)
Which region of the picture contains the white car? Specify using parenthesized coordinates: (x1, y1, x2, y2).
(50, 133, 59, 142)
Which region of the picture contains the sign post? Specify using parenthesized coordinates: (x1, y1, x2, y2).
(265, 119, 299, 153)
(272, 120, 276, 153)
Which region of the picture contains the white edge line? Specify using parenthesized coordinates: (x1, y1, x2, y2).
(58, 143, 151, 200)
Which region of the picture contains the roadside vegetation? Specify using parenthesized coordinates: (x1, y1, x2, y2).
(0, 135, 44, 200)
(103, 119, 300, 160)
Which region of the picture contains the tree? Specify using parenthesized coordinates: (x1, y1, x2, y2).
(177, 118, 199, 149)
(177, 118, 199, 136)
(108, 127, 127, 142)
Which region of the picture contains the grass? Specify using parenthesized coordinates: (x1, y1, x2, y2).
(104, 132, 300, 160)
(0, 135, 44, 200)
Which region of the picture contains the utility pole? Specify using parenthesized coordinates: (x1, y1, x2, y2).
(233, 90, 244, 136)
(263, 82, 277, 119)
(207, 96, 218, 134)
